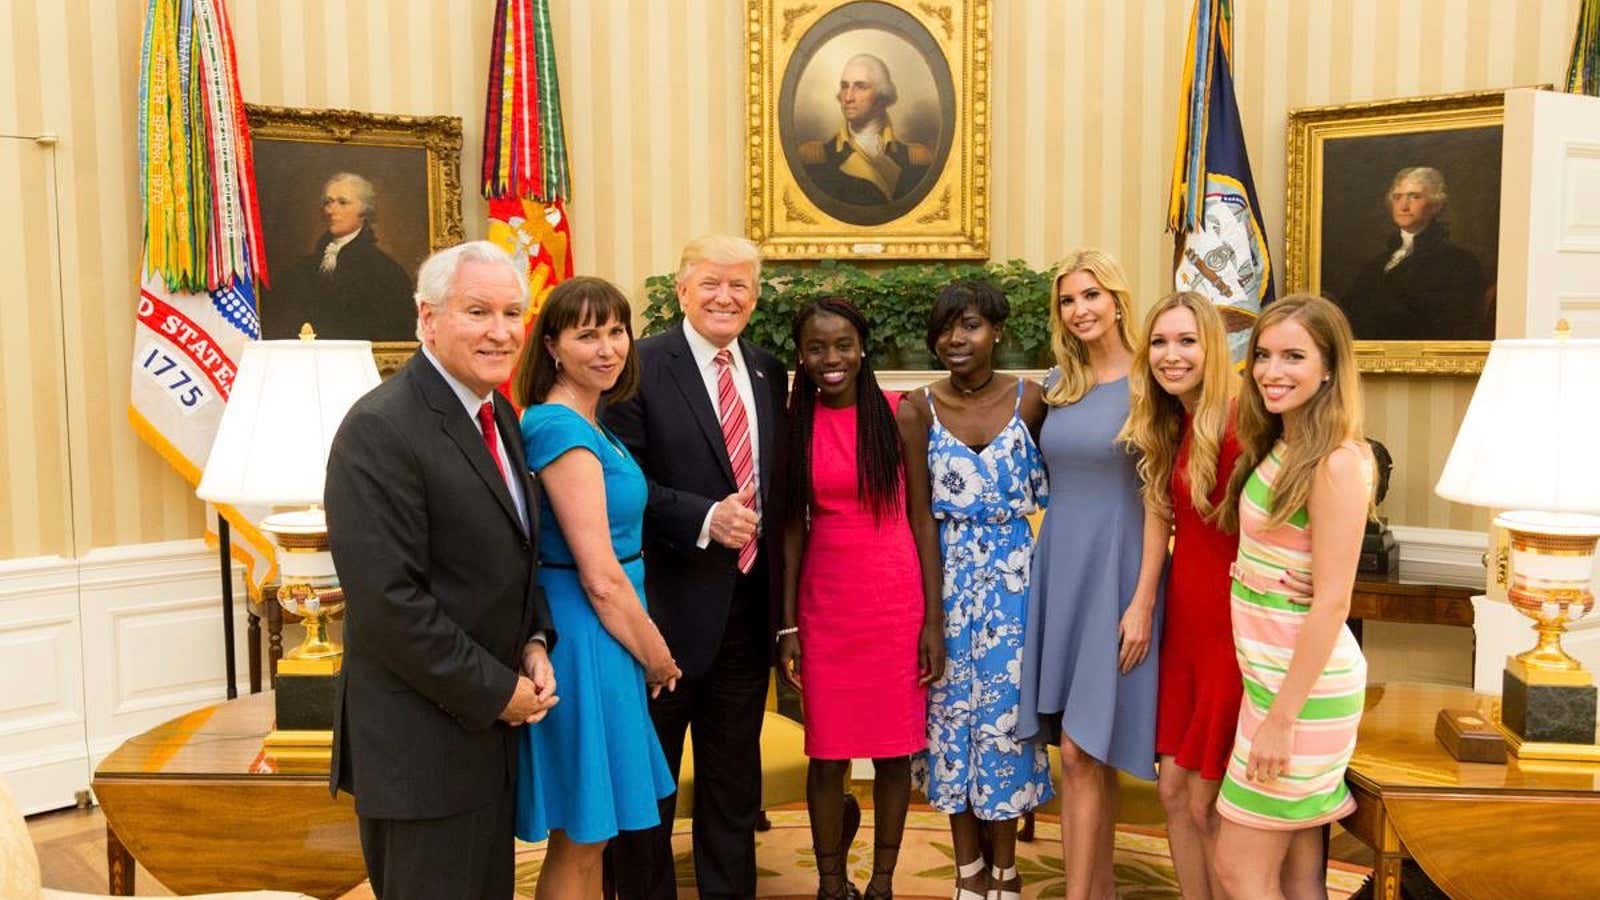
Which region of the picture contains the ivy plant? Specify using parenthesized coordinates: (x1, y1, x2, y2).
(639, 259, 1056, 370)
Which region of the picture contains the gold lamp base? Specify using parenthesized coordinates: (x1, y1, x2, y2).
(262, 728, 333, 772)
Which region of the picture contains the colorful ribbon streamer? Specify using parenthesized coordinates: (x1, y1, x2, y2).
(482, 0, 571, 203)
(138, 0, 267, 294)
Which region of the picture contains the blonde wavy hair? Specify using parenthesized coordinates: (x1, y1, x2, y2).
(1119, 292, 1236, 523)
(1219, 294, 1366, 534)
(1044, 249, 1138, 406)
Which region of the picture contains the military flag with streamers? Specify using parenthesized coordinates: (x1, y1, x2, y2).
(483, 0, 573, 371)
(1168, 0, 1274, 364)
(130, 0, 275, 593)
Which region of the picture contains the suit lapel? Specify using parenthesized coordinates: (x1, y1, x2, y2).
(740, 341, 777, 500)
(494, 395, 533, 536)
(410, 355, 526, 536)
(664, 326, 737, 486)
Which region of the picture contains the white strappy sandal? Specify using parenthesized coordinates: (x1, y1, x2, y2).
(952, 857, 987, 900)
(986, 864, 1021, 900)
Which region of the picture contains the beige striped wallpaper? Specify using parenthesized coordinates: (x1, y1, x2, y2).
(0, 0, 1579, 560)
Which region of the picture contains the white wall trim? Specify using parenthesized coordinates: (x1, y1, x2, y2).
(0, 555, 79, 601)
(1, 538, 248, 815)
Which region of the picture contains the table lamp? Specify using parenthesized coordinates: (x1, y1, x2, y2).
(1436, 321, 1600, 761)
(196, 326, 380, 764)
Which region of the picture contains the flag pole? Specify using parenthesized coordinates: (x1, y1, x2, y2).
(217, 511, 238, 700)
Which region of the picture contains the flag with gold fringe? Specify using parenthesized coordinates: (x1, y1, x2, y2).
(1568, 0, 1600, 96)
(483, 0, 573, 359)
(130, 0, 275, 593)
(1168, 0, 1273, 364)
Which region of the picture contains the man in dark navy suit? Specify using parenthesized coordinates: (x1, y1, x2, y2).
(603, 235, 788, 899)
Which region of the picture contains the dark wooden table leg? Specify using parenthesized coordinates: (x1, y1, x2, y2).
(106, 820, 134, 895)
(267, 597, 283, 688)
(247, 606, 262, 694)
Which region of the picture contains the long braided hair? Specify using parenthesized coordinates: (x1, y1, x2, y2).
(785, 296, 904, 524)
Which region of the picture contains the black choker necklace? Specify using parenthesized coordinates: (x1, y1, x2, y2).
(953, 371, 995, 395)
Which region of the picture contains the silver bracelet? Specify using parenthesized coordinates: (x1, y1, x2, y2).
(774, 626, 799, 641)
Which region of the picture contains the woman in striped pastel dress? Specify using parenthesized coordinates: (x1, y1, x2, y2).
(1213, 295, 1373, 900)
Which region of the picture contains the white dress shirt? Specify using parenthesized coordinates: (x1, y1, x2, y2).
(320, 227, 363, 272)
(1384, 229, 1417, 273)
(682, 322, 761, 549)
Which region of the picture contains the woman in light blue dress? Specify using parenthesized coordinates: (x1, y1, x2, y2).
(1018, 250, 1168, 900)
(511, 277, 680, 899)
(907, 281, 1053, 900)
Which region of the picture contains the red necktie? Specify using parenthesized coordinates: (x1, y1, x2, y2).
(477, 401, 508, 482)
(714, 349, 758, 573)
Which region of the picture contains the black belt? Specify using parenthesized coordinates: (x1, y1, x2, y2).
(541, 551, 642, 570)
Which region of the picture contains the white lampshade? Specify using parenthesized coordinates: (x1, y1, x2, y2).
(196, 339, 381, 506)
(1435, 336, 1600, 513)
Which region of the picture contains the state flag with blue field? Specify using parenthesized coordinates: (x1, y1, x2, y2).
(1168, 0, 1274, 364)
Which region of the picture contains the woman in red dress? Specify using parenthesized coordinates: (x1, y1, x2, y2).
(1119, 292, 1242, 900)
(777, 296, 945, 899)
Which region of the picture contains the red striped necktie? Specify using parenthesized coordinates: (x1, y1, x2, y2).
(714, 349, 758, 573)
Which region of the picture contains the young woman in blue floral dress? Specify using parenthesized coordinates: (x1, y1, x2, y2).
(905, 281, 1054, 900)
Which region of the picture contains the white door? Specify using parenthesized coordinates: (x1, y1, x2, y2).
(0, 134, 91, 814)
(1497, 88, 1600, 340)
(1473, 88, 1600, 690)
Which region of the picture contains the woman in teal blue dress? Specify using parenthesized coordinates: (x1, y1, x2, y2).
(512, 277, 680, 899)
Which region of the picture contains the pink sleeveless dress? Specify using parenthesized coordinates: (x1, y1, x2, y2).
(797, 392, 929, 760)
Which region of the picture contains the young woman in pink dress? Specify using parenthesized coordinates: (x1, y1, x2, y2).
(777, 296, 945, 900)
(1213, 295, 1373, 900)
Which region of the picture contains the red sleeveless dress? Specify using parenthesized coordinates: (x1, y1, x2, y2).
(1154, 413, 1243, 780)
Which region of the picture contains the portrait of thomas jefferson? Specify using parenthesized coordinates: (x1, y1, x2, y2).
(798, 53, 932, 209)
(1332, 166, 1492, 342)
(261, 172, 415, 341)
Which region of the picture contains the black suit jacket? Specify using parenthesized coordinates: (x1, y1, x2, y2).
(1337, 222, 1490, 341)
(324, 352, 555, 820)
(603, 325, 788, 678)
(262, 227, 415, 341)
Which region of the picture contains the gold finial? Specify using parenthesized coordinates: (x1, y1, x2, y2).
(298, 322, 317, 341)
(1556, 318, 1571, 340)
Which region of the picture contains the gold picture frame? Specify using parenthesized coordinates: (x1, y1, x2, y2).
(746, 0, 990, 260)
(1285, 88, 1532, 375)
(247, 104, 464, 376)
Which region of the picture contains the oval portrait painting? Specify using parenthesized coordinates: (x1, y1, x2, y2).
(779, 2, 956, 227)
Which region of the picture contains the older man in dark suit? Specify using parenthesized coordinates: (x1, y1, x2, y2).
(602, 235, 789, 899)
(324, 240, 558, 900)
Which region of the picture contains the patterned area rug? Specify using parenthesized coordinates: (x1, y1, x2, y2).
(512, 807, 1372, 898)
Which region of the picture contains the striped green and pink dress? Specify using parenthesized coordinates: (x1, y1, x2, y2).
(1217, 441, 1368, 830)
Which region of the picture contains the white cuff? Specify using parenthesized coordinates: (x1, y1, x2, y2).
(696, 507, 715, 550)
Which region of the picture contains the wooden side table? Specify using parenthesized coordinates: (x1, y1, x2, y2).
(1347, 573, 1477, 644)
(92, 692, 363, 898)
(1342, 682, 1600, 899)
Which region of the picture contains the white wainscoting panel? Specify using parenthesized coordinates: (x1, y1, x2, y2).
(0, 540, 246, 814)
(79, 540, 247, 765)
(0, 555, 87, 814)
